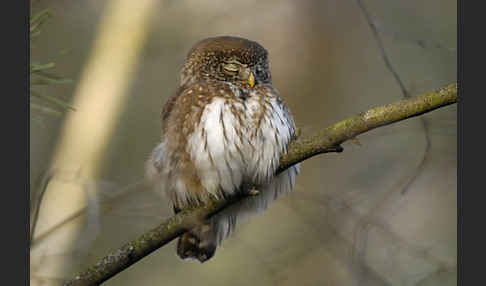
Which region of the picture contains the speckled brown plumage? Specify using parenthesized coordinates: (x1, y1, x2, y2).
(146, 36, 299, 262)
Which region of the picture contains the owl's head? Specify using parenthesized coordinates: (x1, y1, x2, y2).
(180, 36, 271, 90)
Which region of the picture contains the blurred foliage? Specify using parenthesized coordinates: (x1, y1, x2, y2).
(30, 8, 75, 119)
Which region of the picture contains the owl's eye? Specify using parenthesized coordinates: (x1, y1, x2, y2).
(223, 63, 240, 74)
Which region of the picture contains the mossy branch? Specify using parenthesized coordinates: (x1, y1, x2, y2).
(63, 83, 457, 286)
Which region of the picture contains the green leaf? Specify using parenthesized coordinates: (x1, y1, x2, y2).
(30, 102, 63, 117)
(30, 77, 74, 86)
(30, 62, 56, 73)
(30, 8, 53, 33)
(30, 90, 76, 111)
(31, 71, 74, 85)
(30, 30, 41, 39)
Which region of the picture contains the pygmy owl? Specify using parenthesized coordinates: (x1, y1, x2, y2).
(147, 36, 299, 262)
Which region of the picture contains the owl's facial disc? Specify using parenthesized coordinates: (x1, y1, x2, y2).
(180, 36, 270, 88)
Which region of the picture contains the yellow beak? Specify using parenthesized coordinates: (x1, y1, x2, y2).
(247, 71, 255, 88)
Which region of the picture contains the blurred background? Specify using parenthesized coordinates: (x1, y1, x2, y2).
(29, 0, 456, 285)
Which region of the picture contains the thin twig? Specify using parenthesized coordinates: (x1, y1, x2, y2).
(356, 0, 408, 98)
(30, 171, 54, 244)
(30, 180, 146, 249)
(356, 0, 432, 194)
(63, 83, 457, 286)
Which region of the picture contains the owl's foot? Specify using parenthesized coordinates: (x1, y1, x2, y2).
(177, 224, 217, 263)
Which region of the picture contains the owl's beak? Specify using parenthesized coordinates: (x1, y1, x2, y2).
(247, 71, 255, 88)
(239, 67, 255, 88)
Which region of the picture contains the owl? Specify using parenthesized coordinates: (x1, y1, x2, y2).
(146, 36, 299, 262)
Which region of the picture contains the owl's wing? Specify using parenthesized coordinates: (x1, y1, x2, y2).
(160, 85, 185, 134)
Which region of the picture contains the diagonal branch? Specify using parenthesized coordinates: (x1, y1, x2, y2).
(63, 83, 457, 286)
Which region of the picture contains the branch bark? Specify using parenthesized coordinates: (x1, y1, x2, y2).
(63, 83, 457, 286)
